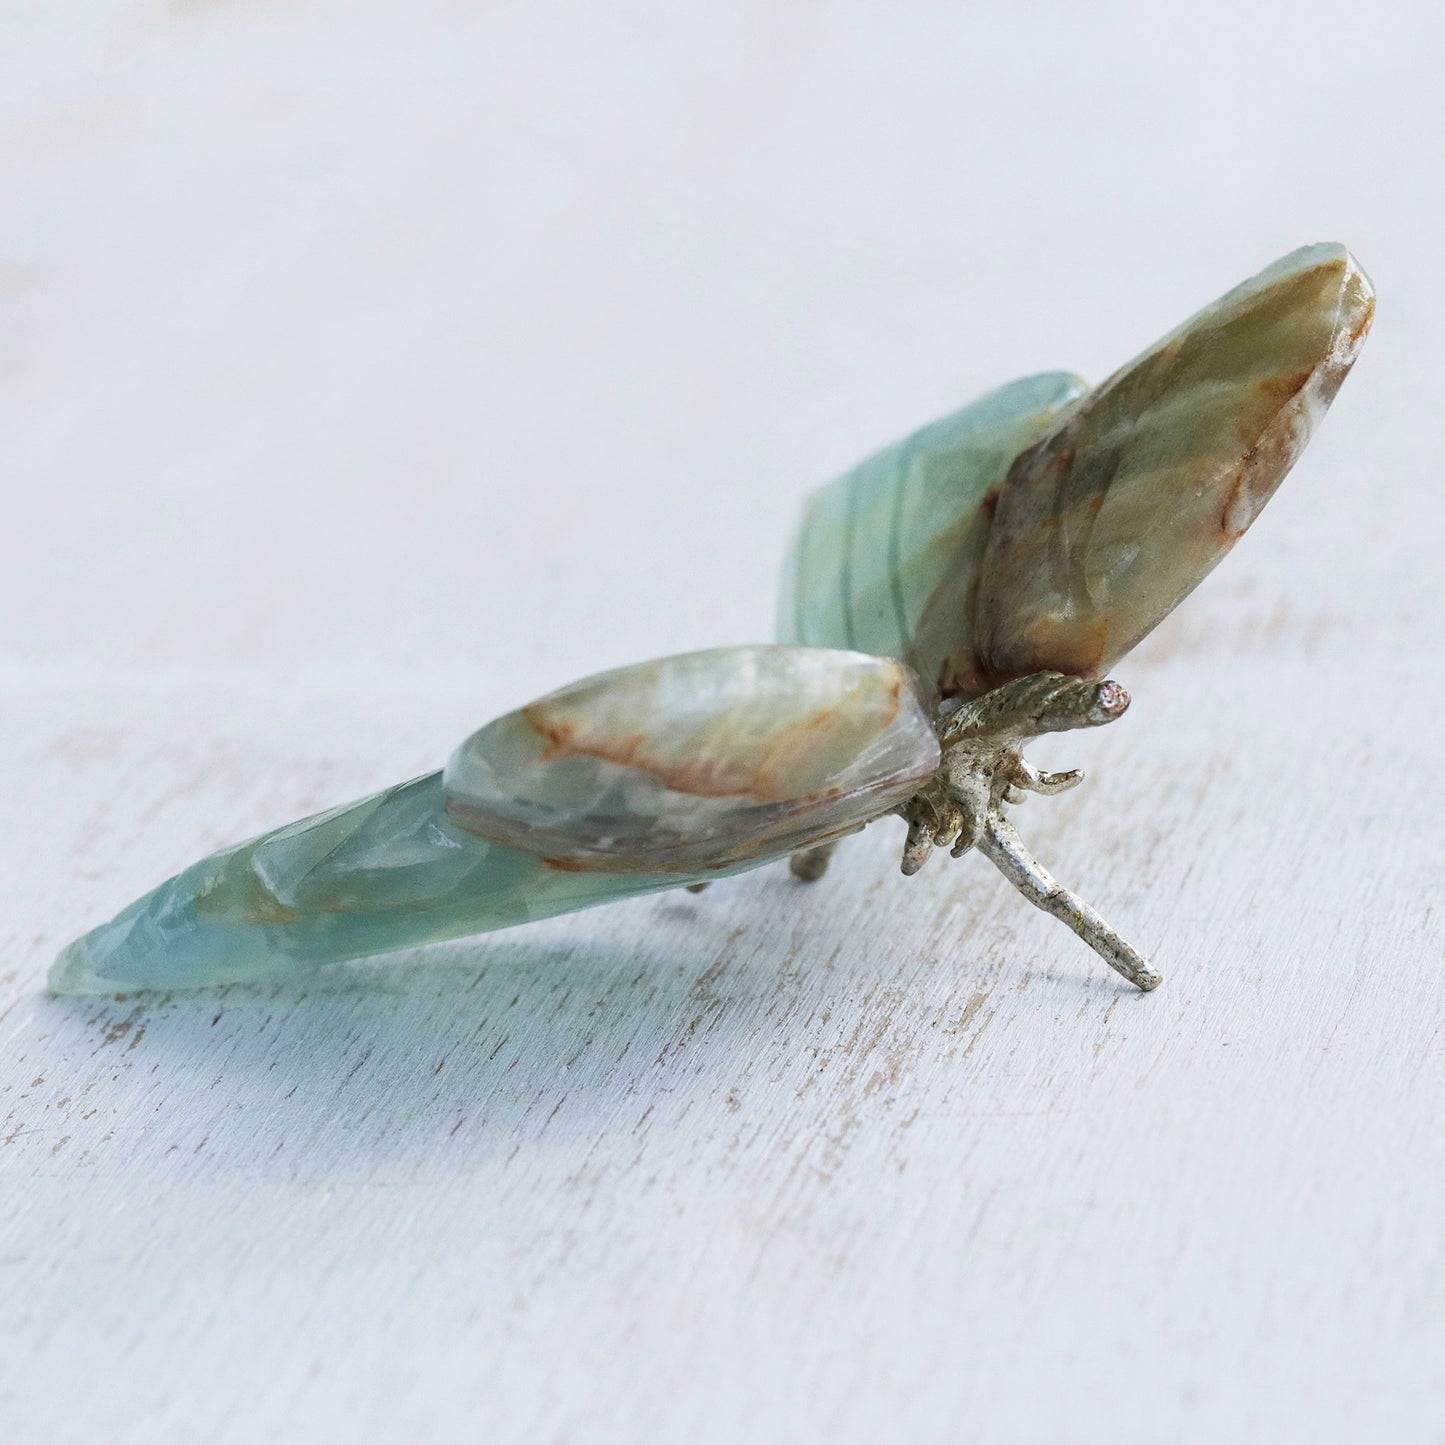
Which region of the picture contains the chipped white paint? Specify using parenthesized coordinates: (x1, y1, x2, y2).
(1, 3, 1443, 1443)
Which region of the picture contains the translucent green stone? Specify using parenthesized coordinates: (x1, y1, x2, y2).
(971, 244, 1374, 689)
(779, 245, 1374, 701)
(446, 646, 937, 872)
(51, 647, 938, 994)
(777, 372, 1088, 696)
(49, 773, 705, 994)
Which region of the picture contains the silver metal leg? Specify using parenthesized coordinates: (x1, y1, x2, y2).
(978, 815, 1161, 992)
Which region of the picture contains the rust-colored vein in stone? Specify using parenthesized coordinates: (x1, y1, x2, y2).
(521, 692, 899, 805)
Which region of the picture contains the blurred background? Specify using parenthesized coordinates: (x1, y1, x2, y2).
(2, 3, 1441, 1443)
(1, 0, 1432, 696)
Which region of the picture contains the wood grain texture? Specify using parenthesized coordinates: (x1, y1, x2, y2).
(2, 3, 1442, 1442)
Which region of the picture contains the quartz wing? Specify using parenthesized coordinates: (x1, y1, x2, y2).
(953, 243, 1375, 694)
(778, 373, 1088, 698)
(444, 645, 941, 872)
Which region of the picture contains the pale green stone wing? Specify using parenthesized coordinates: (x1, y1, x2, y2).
(778, 372, 1089, 697)
(963, 243, 1375, 691)
(50, 774, 692, 994)
(445, 645, 939, 872)
(51, 647, 939, 995)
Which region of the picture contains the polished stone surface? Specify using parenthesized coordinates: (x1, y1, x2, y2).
(52, 647, 939, 993)
(446, 646, 939, 871)
(49, 772, 700, 993)
(966, 243, 1375, 692)
(778, 244, 1374, 701)
(778, 372, 1086, 697)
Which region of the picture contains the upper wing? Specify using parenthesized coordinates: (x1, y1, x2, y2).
(443, 645, 941, 872)
(778, 244, 1374, 700)
(778, 372, 1088, 695)
(964, 243, 1374, 692)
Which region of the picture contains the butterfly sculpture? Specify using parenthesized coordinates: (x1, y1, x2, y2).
(51, 244, 1374, 997)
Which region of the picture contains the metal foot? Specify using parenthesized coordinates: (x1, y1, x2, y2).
(895, 672, 1160, 993)
(979, 816, 1160, 992)
(790, 840, 840, 882)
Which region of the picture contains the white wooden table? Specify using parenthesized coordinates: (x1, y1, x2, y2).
(3, 3, 1442, 1441)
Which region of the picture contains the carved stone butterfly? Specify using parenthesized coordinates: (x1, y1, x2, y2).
(53, 244, 1373, 996)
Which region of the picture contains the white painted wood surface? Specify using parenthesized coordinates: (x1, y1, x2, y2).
(2, 3, 1442, 1441)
